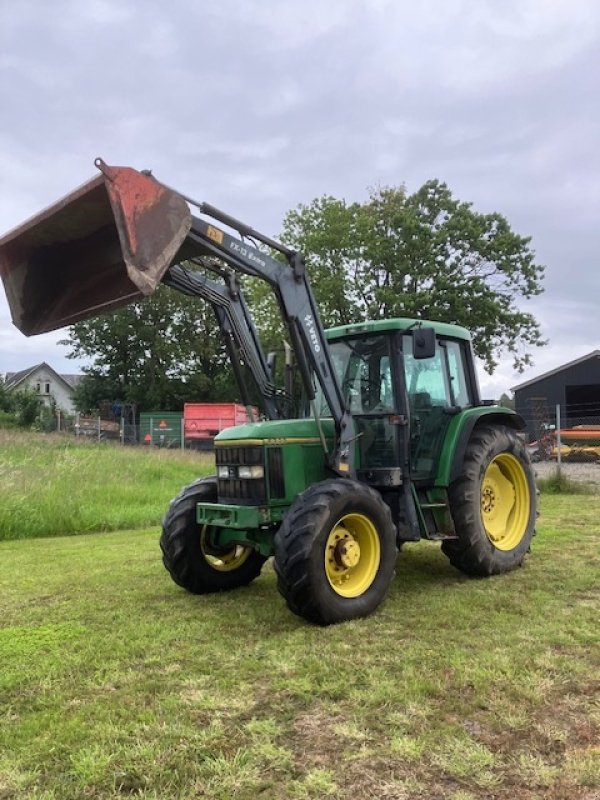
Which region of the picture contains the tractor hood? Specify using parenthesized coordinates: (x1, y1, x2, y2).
(214, 417, 335, 445)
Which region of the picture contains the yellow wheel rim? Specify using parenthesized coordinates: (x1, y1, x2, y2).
(324, 513, 381, 598)
(481, 453, 530, 551)
(200, 529, 253, 572)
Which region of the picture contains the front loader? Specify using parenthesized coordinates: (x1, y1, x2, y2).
(0, 160, 537, 625)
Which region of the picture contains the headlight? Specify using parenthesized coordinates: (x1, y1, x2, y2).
(217, 466, 230, 478)
(238, 465, 265, 479)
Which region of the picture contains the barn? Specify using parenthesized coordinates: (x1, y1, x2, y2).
(512, 350, 600, 441)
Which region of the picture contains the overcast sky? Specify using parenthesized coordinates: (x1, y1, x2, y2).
(1, 0, 598, 398)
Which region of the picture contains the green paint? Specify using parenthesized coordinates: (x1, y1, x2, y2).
(209, 526, 275, 557)
(215, 416, 335, 443)
(434, 405, 521, 486)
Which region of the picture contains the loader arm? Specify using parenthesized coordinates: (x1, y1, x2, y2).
(0, 158, 354, 474)
(163, 263, 283, 420)
(178, 212, 354, 474)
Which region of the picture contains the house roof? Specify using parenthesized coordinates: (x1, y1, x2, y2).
(512, 350, 600, 392)
(5, 364, 39, 389)
(4, 362, 81, 393)
(60, 374, 83, 389)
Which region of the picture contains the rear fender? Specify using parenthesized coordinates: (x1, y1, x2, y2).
(435, 408, 526, 487)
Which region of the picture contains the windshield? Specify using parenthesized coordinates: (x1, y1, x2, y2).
(309, 335, 395, 417)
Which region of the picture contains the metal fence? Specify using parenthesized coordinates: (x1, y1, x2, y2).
(37, 401, 600, 484)
(519, 399, 600, 464)
(47, 412, 180, 448)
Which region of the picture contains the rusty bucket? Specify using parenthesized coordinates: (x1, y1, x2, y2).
(0, 159, 192, 335)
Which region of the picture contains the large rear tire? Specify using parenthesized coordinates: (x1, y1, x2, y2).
(160, 477, 267, 593)
(443, 425, 536, 576)
(274, 479, 397, 625)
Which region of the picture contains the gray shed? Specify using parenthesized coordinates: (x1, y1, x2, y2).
(512, 351, 600, 441)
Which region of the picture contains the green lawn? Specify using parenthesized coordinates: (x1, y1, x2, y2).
(1, 493, 598, 799)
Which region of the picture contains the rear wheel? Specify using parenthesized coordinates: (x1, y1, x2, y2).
(160, 477, 267, 593)
(443, 425, 536, 576)
(274, 479, 397, 625)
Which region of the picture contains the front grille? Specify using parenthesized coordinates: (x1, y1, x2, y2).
(217, 478, 267, 503)
(268, 448, 285, 498)
(216, 445, 266, 505)
(216, 446, 263, 466)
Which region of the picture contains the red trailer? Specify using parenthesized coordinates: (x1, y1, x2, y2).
(184, 403, 256, 449)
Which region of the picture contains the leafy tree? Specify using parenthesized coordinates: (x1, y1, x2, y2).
(33, 399, 58, 433)
(71, 373, 123, 416)
(263, 182, 545, 373)
(61, 181, 545, 409)
(0, 376, 12, 412)
(61, 285, 239, 412)
(12, 388, 40, 427)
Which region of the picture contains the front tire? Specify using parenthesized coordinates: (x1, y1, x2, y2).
(160, 477, 267, 593)
(443, 425, 536, 576)
(274, 479, 397, 625)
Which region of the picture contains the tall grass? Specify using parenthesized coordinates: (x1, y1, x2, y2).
(0, 430, 213, 540)
(536, 467, 595, 494)
(2, 429, 595, 541)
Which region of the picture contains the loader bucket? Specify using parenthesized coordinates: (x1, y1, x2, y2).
(0, 158, 192, 335)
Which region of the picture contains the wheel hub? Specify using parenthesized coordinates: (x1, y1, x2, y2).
(324, 514, 381, 598)
(481, 485, 495, 514)
(200, 529, 252, 572)
(334, 537, 361, 568)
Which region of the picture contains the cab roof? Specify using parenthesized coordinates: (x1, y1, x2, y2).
(325, 317, 472, 342)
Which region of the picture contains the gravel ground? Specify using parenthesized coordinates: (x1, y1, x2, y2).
(532, 460, 600, 484)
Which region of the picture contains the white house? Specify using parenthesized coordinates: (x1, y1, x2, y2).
(4, 363, 82, 415)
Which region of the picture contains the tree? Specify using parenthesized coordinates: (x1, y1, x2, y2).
(498, 392, 515, 410)
(263, 181, 545, 373)
(60, 285, 240, 412)
(12, 388, 40, 427)
(0, 376, 12, 413)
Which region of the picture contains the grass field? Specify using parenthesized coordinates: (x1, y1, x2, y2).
(1, 484, 598, 799)
(0, 431, 212, 540)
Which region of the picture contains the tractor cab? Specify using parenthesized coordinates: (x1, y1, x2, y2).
(318, 319, 478, 485)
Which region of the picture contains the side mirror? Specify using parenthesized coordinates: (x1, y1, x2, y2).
(412, 327, 436, 359)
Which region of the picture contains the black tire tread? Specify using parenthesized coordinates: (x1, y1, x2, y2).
(160, 476, 266, 594)
(442, 424, 536, 576)
(274, 479, 397, 625)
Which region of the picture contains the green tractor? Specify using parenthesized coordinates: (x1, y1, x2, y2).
(0, 159, 537, 625)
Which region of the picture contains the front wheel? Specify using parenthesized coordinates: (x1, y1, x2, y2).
(160, 477, 267, 593)
(443, 425, 536, 576)
(274, 479, 397, 625)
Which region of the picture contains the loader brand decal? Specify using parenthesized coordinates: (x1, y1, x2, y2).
(229, 240, 267, 268)
(304, 314, 321, 353)
(207, 225, 224, 244)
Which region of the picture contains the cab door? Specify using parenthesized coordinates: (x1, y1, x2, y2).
(403, 335, 473, 482)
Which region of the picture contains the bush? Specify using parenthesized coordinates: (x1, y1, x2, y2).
(0, 378, 13, 412)
(0, 410, 18, 429)
(33, 402, 58, 433)
(12, 389, 41, 427)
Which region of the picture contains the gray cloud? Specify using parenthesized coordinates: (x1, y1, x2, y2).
(1, 0, 598, 397)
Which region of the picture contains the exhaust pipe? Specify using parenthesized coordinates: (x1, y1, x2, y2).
(0, 158, 192, 335)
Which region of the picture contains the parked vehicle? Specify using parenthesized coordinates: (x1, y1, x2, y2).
(184, 403, 256, 449)
(0, 159, 537, 624)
